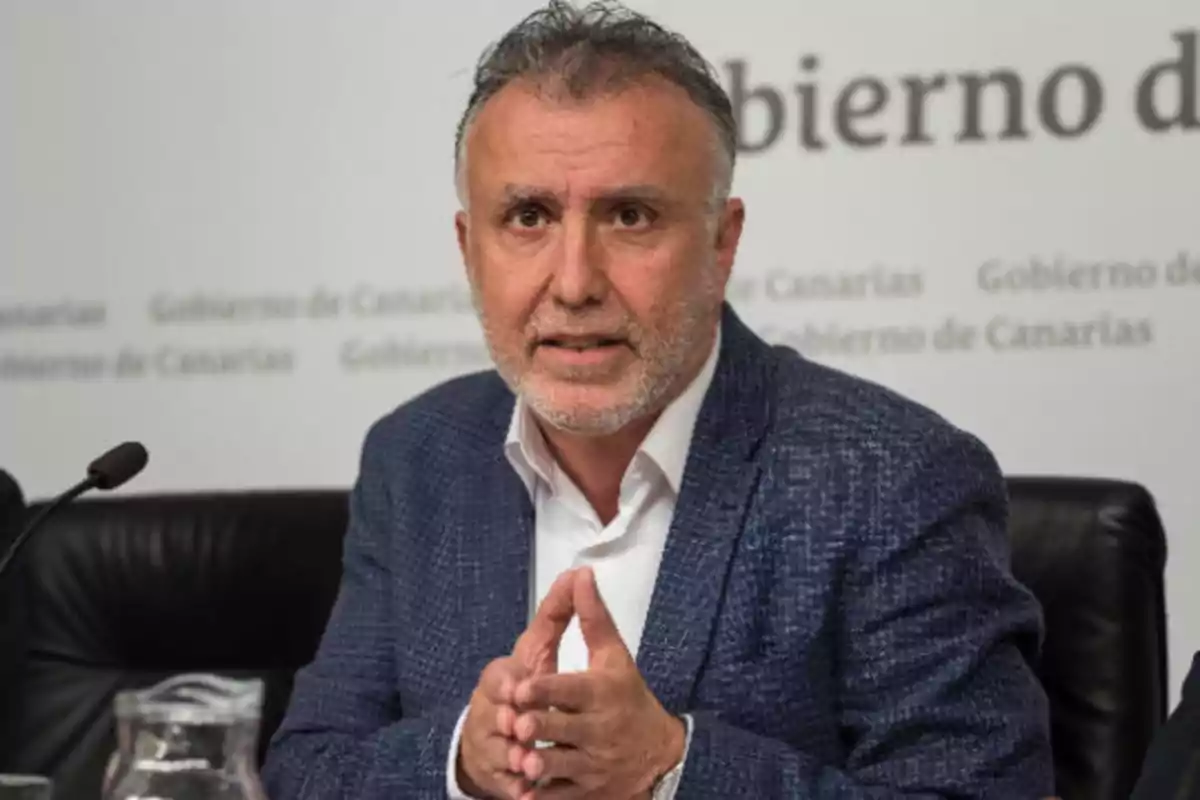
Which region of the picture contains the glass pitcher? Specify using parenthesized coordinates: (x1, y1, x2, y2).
(102, 673, 269, 800)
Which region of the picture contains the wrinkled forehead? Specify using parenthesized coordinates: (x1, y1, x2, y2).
(461, 76, 719, 205)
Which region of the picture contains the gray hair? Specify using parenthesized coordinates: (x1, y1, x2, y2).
(453, 0, 737, 209)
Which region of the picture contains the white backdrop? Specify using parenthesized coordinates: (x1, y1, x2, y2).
(2, 1, 1198, 702)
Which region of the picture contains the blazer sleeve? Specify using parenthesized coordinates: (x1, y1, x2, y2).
(261, 424, 461, 799)
(674, 429, 1056, 799)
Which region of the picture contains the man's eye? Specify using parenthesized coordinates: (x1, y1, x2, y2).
(509, 205, 548, 229)
(614, 204, 653, 229)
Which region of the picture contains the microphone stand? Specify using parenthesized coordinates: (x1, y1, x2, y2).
(0, 476, 95, 580)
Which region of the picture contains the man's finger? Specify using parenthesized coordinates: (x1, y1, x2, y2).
(508, 740, 529, 774)
(518, 773, 588, 800)
(497, 704, 517, 738)
(516, 672, 596, 712)
(489, 768, 532, 800)
(573, 567, 632, 669)
(514, 708, 588, 746)
(521, 745, 591, 787)
(479, 656, 524, 705)
(464, 728, 529, 798)
(514, 569, 578, 673)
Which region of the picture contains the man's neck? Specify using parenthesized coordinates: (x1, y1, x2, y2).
(539, 414, 656, 525)
(529, 324, 721, 524)
(538, 355, 708, 522)
(544, 412, 657, 525)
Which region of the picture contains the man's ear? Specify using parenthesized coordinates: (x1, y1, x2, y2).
(714, 197, 745, 281)
(455, 209, 470, 268)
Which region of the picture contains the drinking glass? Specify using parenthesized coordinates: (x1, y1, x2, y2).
(101, 673, 267, 800)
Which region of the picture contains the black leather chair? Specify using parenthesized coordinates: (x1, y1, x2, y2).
(0, 477, 1170, 800)
(1131, 650, 1200, 799)
(0, 490, 348, 800)
(0, 469, 24, 548)
(0, 469, 27, 729)
(1007, 477, 1169, 800)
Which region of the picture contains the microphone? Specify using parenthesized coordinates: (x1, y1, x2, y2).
(0, 442, 148, 580)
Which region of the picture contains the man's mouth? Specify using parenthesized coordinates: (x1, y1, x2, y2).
(538, 336, 626, 352)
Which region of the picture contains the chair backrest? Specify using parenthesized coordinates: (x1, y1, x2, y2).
(0, 478, 1170, 800)
(0, 470, 24, 559)
(0, 489, 348, 800)
(1007, 477, 1169, 800)
(0, 469, 27, 727)
(1131, 650, 1200, 800)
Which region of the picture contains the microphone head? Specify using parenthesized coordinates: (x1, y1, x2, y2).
(87, 442, 149, 490)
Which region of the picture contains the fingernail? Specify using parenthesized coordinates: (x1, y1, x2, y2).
(498, 706, 514, 736)
(523, 751, 543, 780)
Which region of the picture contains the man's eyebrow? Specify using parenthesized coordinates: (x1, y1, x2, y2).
(500, 184, 556, 203)
(594, 184, 671, 203)
(499, 183, 672, 203)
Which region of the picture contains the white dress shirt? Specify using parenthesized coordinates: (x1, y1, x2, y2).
(446, 328, 721, 799)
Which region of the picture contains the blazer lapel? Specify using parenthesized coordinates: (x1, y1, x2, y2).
(637, 305, 772, 713)
(448, 414, 533, 686)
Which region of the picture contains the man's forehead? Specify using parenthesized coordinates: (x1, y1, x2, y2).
(482, 72, 697, 123)
(482, 95, 682, 151)
(464, 83, 712, 200)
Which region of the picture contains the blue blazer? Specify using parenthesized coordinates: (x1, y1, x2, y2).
(263, 305, 1055, 799)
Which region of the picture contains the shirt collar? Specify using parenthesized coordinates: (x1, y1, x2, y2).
(504, 324, 722, 497)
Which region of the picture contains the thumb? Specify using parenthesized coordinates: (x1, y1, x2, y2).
(514, 568, 577, 675)
(574, 567, 631, 669)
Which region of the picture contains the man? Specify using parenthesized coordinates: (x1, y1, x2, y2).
(262, 2, 1054, 798)
(1132, 651, 1200, 799)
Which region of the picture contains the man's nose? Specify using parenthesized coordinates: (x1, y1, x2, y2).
(549, 215, 608, 308)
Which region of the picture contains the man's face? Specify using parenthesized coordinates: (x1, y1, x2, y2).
(456, 75, 744, 435)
